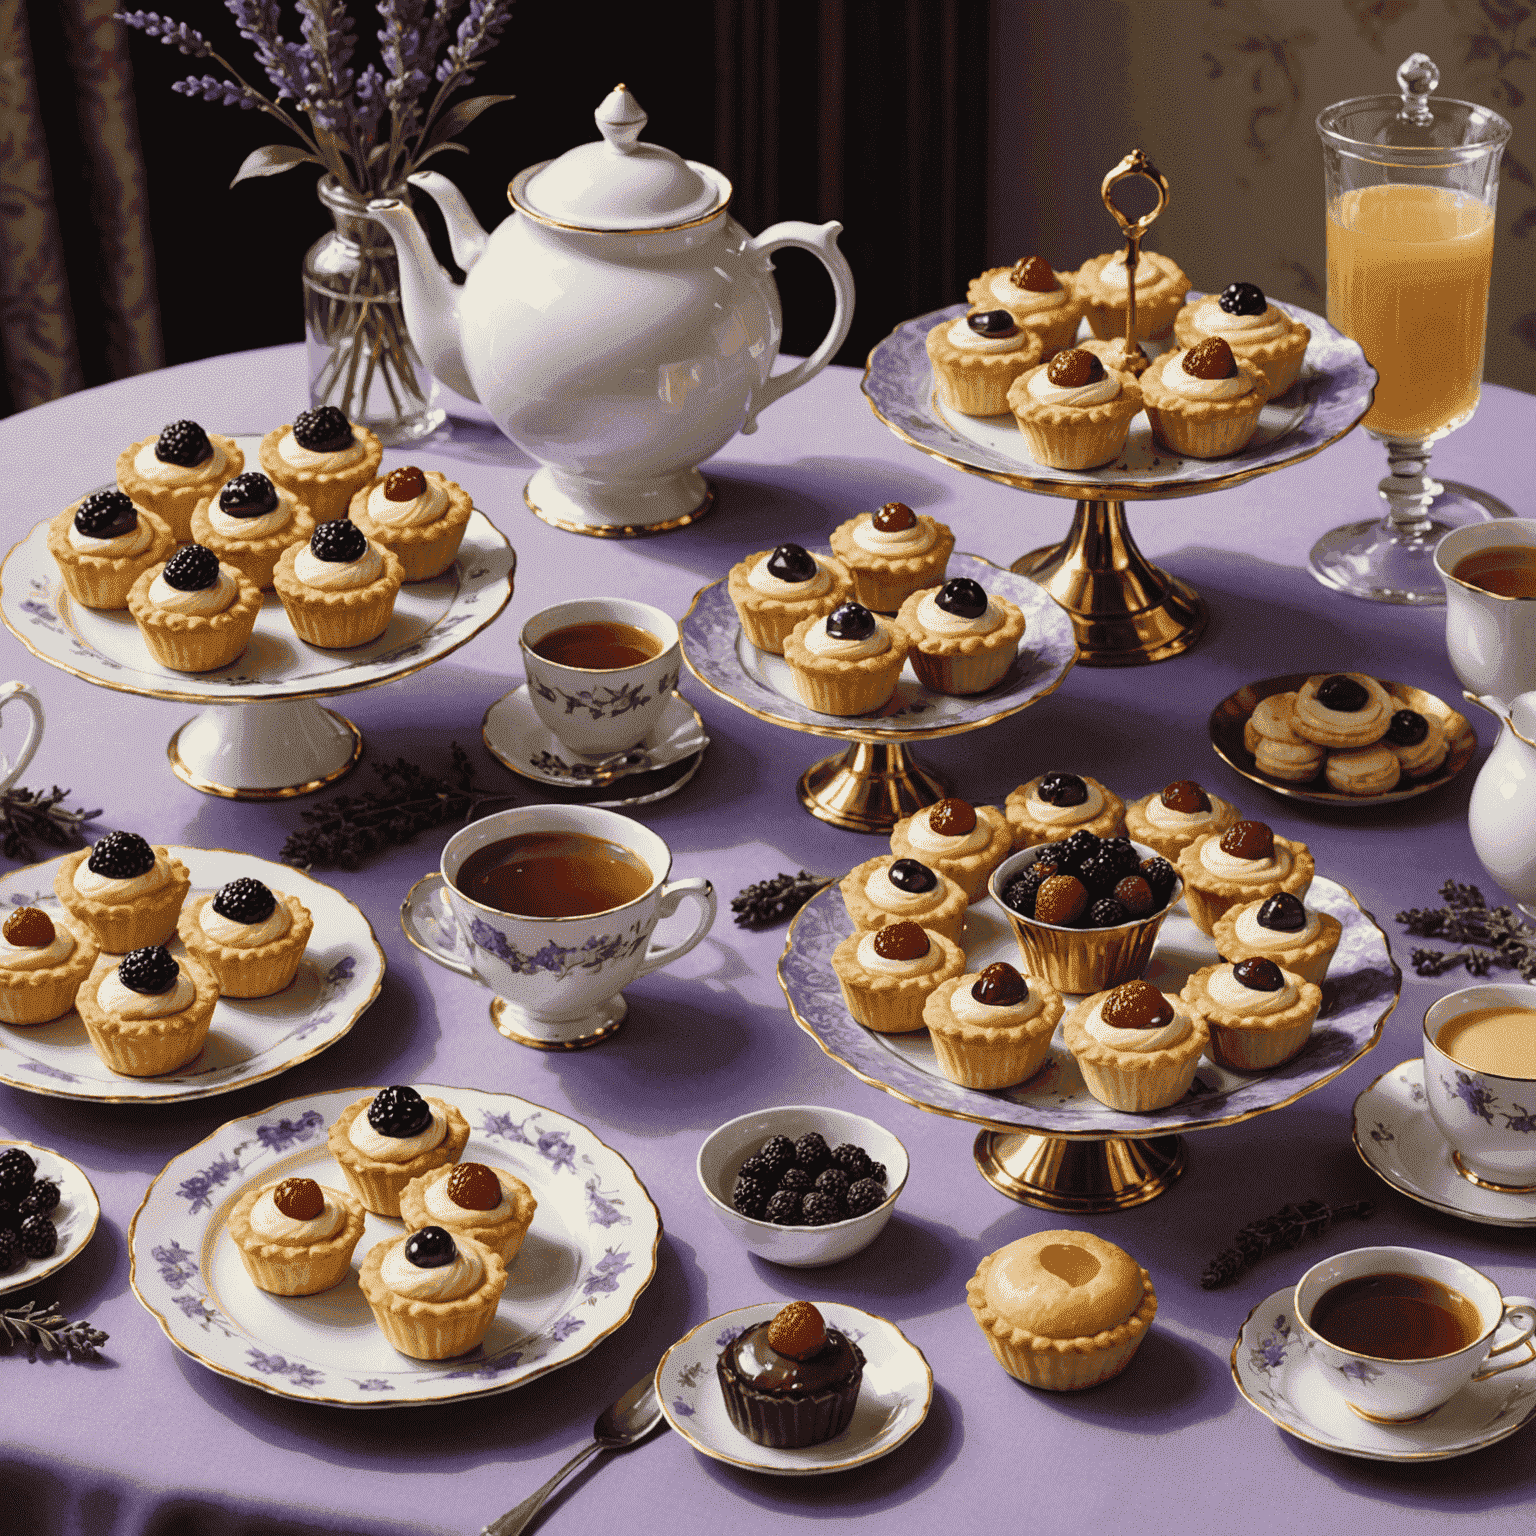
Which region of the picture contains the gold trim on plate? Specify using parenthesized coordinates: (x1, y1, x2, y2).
(522, 479, 715, 538)
(166, 709, 363, 799)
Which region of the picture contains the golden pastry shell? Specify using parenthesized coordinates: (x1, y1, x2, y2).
(893, 588, 1026, 657)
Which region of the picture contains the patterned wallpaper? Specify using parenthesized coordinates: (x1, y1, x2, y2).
(988, 0, 1533, 393)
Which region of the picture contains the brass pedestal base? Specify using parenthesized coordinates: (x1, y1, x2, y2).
(974, 1129, 1187, 1211)
(1013, 498, 1207, 667)
(798, 742, 952, 833)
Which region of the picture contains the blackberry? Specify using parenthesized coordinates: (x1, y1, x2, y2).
(87, 830, 155, 880)
(155, 419, 212, 467)
(1089, 897, 1128, 928)
(74, 489, 138, 540)
(212, 877, 277, 926)
(801, 1191, 843, 1225)
(368, 1085, 434, 1138)
(845, 1178, 886, 1217)
(0, 1199, 19, 1233)
(815, 1167, 850, 1201)
(832, 1143, 873, 1181)
(18, 1214, 56, 1260)
(1077, 852, 1120, 896)
(765, 1189, 802, 1225)
(757, 1135, 796, 1181)
(0, 1229, 19, 1274)
(866, 1161, 888, 1185)
(1060, 830, 1101, 870)
(0, 1146, 36, 1199)
(19, 1180, 60, 1219)
(779, 1167, 812, 1194)
(794, 1132, 832, 1175)
(218, 471, 279, 517)
(403, 1225, 456, 1268)
(292, 405, 354, 453)
(1103, 836, 1142, 877)
(1000, 873, 1039, 919)
(731, 1175, 769, 1219)
(118, 945, 179, 996)
(309, 518, 368, 564)
(1140, 856, 1177, 907)
(1219, 281, 1267, 316)
(737, 1151, 776, 1184)
(162, 542, 221, 591)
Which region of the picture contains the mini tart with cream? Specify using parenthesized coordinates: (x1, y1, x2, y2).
(347, 465, 473, 581)
(1140, 337, 1270, 460)
(829, 920, 966, 1034)
(888, 797, 1013, 903)
(0, 905, 98, 1026)
(1210, 892, 1342, 986)
(258, 406, 383, 522)
(1123, 779, 1239, 860)
(922, 961, 1063, 1090)
(399, 1161, 537, 1266)
(1290, 672, 1394, 749)
(839, 854, 968, 946)
(894, 577, 1025, 696)
(1075, 247, 1190, 342)
(967, 1229, 1156, 1391)
(1006, 349, 1143, 472)
(358, 1225, 506, 1360)
(73, 944, 219, 1077)
(327, 1086, 472, 1217)
(52, 834, 191, 952)
(1062, 978, 1208, 1112)
(227, 1176, 365, 1296)
(1176, 821, 1314, 937)
(273, 518, 404, 648)
(190, 471, 314, 591)
(925, 308, 1045, 416)
(782, 601, 909, 717)
(727, 543, 853, 655)
(127, 544, 262, 673)
(1005, 772, 1126, 850)
(965, 256, 1086, 354)
(827, 501, 955, 614)
(1173, 282, 1310, 398)
(177, 877, 312, 999)
(1181, 956, 1321, 1072)
(115, 419, 243, 543)
(47, 491, 174, 610)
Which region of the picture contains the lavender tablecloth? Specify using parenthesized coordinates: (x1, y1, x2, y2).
(2, 347, 1534, 1536)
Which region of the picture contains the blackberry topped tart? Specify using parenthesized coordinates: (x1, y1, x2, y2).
(327, 1085, 471, 1217)
(782, 599, 909, 717)
(47, 489, 175, 610)
(126, 541, 263, 673)
(190, 470, 314, 591)
(717, 1300, 865, 1448)
(1005, 772, 1126, 849)
(273, 517, 404, 648)
(53, 831, 191, 952)
(116, 418, 244, 542)
(73, 943, 219, 1077)
(177, 875, 313, 998)
(1172, 281, 1310, 398)
(258, 406, 382, 522)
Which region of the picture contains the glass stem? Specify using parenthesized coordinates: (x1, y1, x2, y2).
(1377, 436, 1443, 538)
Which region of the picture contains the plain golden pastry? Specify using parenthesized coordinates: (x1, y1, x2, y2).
(830, 919, 966, 1034)
(922, 960, 1062, 1089)
(273, 519, 404, 648)
(965, 255, 1086, 353)
(358, 1226, 506, 1359)
(327, 1086, 472, 1217)
(227, 1176, 366, 1296)
(1075, 247, 1189, 341)
(48, 491, 175, 611)
(1254, 735, 1326, 783)
(0, 906, 98, 1026)
(1211, 893, 1342, 985)
(190, 471, 314, 591)
(399, 1161, 537, 1267)
(888, 798, 1013, 902)
(894, 577, 1025, 696)
(73, 944, 219, 1077)
(782, 601, 909, 716)
(727, 542, 852, 655)
(926, 309, 1044, 416)
(1182, 956, 1321, 1071)
(53, 833, 190, 953)
(1176, 820, 1314, 937)
(1172, 282, 1310, 397)
(127, 545, 263, 673)
(116, 418, 243, 543)
(258, 407, 383, 522)
(1005, 772, 1126, 850)
(1063, 978, 1208, 1111)
(1006, 349, 1142, 472)
(1123, 779, 1238, 860)
(839, 855, 968, 946)
(347, 465, 473, 581)
(1290, 673, 1394, 748)
(827, 502, 954, 614)
(1139, 338, 1269, 459)
(177, 877, 312, 999)
(1324, 743, 1401, 796)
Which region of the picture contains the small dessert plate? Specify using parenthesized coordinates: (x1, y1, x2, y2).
(1232, 1286, 1536, 1461)
(1209, 674, 1475, 806)
(1353, 1058, 1536, 1228)
(0, 1139, 100, 1297)
(657, 1302, 932, 1475)
(481, 686, 707, 807)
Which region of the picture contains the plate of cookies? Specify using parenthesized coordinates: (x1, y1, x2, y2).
(128, 1084, 660, 1407)
(1209, 673, 1475, 805)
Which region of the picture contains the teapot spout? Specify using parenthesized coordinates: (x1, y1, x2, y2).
(406, 170, 490, 271)
(364, 192, 478, 402)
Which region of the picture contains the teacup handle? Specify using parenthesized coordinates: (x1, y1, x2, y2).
(0, 681, 44, 794)
(633, 877, 717, 978)
(399, 873, 478, 980)
(1472, 1296, 1536, 1381)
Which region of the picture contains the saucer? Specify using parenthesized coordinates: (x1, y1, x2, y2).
(1232, 1286, 1536, 1460)
(481, 687, 707, 808)
(656, 1302, 932, 1475)
(0, 1139, 100, 1297)
(1353, 1059, 1536, 1228)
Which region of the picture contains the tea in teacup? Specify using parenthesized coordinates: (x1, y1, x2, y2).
(1435, 1004, 1536, 1077)
(1307, 1271, 1484, 1360)
(530, 621, 664, 670)
(1452, 545, 1536, 599)
(454, 830, 654, 919)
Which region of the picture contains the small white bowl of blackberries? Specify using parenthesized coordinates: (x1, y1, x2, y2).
(0, 1145, 63, 1276)
(697, 1105, 909, 1267)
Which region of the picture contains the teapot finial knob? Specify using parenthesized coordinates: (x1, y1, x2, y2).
(596, 84, 647, 155)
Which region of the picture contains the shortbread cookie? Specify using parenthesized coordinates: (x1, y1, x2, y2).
(1254, 737, 1325, 783)
(1324, 743, 1400, 796)
(1291, 673, 1394, 748)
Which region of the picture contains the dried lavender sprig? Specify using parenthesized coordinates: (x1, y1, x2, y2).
(113, 9, 212, 56)
(1200, 1198, 1374, 1289)
(731, 871, 834, 930)
(1396, 879, 1536, 982)
(0, 1301, 108, 1362)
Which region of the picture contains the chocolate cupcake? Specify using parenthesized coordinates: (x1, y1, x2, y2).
(717, 1301, 864, 1448)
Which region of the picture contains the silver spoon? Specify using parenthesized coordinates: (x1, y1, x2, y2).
(480, 1367, 666, 1536)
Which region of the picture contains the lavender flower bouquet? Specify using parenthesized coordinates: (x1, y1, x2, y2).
(118, 2, 517, 441)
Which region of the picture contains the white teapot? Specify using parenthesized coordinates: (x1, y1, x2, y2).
(366, 85, 855, 534)
(1467, 690, 1536, 917)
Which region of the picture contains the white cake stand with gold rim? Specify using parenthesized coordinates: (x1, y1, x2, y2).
(0, 437, 515, 798)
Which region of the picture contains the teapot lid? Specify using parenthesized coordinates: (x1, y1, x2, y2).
(515, 85, 730, 231)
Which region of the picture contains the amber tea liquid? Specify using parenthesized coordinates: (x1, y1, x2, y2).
(455, 831, 654, 918)
(1308, 1272, 1484, 1360)
(530, 621, 663, 670)
(1451, 547, 1536, 600)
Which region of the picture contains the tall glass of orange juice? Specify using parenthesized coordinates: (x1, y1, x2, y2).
(1312, 54, 1510, 605)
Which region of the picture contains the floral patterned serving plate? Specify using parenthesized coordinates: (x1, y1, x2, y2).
(1232, 1286, 1536, 1461)
(779, 876, 1396, 1139)
(1353, 1059, 1536, 1228)
(128, 1084, 660, 1407)
(0, 1138, 101, 1297)
(0, 847, 382, 1103)
(656, 1302, 932, 1475)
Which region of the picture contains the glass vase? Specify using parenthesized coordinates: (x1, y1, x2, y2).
(303, 177, 444, 445)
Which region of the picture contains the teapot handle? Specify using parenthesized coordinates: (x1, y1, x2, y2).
(742, 220, 855, 433)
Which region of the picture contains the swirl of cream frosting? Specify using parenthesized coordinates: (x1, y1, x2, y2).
(855, 929, 942, 977)
(1024, 782, 1105, 826)
(864, 863, 945, 916)
(803, 616, 892, 660)
(907, 810, 989, 857)
(74, 853, 170, 901)
(988, 272, 1069, 312)
(1095, 250, 1176, 293)
(69, 518, 153, 558)
(945, 318, 1032, 354)
(248, 1184, 346, 1243)
(0, 924, 76, 971)
(948, 975, 1043, 1029)
(1083, 992, 1191, 1052)
(366, 476, 449, 529)
(134, 438, 229, 485)
(277, 430, 367, 471)
(1188, 297, 1289, 343)
(379, 1235, 484, 1301)
(1157, 350, 1254, 402)
(745, 552, 834, 599)
(422, 1168, 514, 1226)
(149, 567, 240, 616)
(1232, 902, 1320, 950)
(199, 896, 292, 949)
(851, 517, 936, 558)
(293, 542, 385, 590)
(914, 590, 1001, 637)
(348, 1103, 448, 1162)
(1026, 367, 1121, 407)
(1205, 964, 1300, 1014)
(206, 489, 297, 542)
(1199, 837, 1292, 884)
(1141, 793, 1232, 832)
(96, 966, 196, 1019)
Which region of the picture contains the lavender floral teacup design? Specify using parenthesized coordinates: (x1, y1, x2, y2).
(401, 804, 715, 1048)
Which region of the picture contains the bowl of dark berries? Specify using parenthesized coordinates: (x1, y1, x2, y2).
(698, 1105, 909, 1267)
(989, 834, 1182, 995)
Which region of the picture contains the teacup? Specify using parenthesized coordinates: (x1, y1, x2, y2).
(0, 681, 44, 792)
(1424, 983, 1536, 1190)
(1295, 1245, 1536, 1422)
(400, 804, 715, 1048)
(1435, 520, 1536, 705)
(520, 598, 681, 760)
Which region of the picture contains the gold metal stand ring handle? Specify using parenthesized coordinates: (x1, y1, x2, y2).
(1101, 149, 1170, 238)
